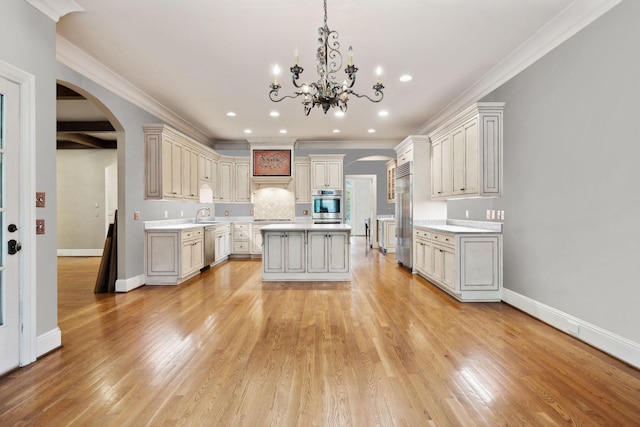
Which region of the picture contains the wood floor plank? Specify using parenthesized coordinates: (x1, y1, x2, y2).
(1, 238, 640, 426)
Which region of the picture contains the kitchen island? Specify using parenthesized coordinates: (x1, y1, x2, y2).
(261, 223, 352, 281)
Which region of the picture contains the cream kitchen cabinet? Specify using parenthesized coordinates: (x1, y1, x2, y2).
(294, 157, 311, 203)
(234, 159, 251, 202)
(145, 124, 214, 201)
(430, 102, 504, 199)
(182, 145, 199, 200)
(413, 225, 502, 301)
(217, 156, 250, 203)
(251, 226, 264, 255)
(214, 223, 231, 263)
(262, 231, 306, 274)
(307, 231, 350, 274)
(231, 223, 251, 255)
(396, 144, 413, 166)
(378, 219, 396, 254)
(309, 154, 344, 190)
(386, 159, 396, 203)
(145, 227, 204, 285)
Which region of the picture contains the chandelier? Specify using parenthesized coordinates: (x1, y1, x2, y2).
(268, 0, 384, 115)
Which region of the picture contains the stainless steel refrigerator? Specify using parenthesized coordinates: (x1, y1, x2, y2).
(395, 161, 413, 268)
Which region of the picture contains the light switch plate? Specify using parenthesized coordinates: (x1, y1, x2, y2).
(36, 192, 45, 208)
(36, 219, 45, 235)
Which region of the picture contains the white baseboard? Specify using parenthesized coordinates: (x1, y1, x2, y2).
(115, 274, 145, 292)
(57, 249, 103, 256)
(502, 288, 640, 369)
(36, 327, 61, 358)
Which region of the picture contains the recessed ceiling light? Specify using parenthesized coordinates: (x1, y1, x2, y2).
(279, 129, 287, 134)
(368, 129, 376, 133)
(227, 111, 236, 117)
(334, 111, 345, 117)
(399, 74, 413, 82)
(270, 111, 280, 117)
(378, 110, 389, 117)
(244, 129, 252, 134)
(332, 129, 340, 133)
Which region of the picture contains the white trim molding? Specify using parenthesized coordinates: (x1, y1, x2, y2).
(56, 35, 212, 144)
(502, 288, 640, 369)
(116, 274, 146, 293)
(23, 0, 83, 22)
(417, 0, 622, 135)
(37, 328, 62, 358)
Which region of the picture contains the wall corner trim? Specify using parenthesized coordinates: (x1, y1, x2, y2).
(115, 274, 146, 293)
(36, 327, 62, 360)
(502, 287, 640, 369)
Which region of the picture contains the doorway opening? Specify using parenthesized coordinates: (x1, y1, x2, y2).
(345, 175, 376, 236)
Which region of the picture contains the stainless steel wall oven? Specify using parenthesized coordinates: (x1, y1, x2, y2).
(311, 189, 342, 224)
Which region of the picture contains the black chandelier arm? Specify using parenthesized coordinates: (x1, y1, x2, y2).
(290, 64, 305, 88)
(348, 83, 385, 103)
(269, 87, 305, 103)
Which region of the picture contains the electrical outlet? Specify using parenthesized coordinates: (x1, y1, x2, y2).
(224, 210, 229, 216)
(133, 211, 140, 220)
(491, 210, 496, 220)
(465, 210, 469, 219)
(303, 210, 308, 215)
(164, 211, 168, 218)
(180, 211, 184, 217)
(486, 210, 491, 220)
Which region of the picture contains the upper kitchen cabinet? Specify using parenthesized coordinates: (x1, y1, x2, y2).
(429, 102, 504, 200)
(386, 159, 396, 203)
(310, 154, 344, 190)
(144, 124, 218, 202)
(217, 156, 250, 203)
(294, 157, 311, 203)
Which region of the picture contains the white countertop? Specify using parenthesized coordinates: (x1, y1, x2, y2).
(414, 224, 499, 234)
(261, 223, 352, 232)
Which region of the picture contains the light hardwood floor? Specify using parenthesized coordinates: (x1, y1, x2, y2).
(1, 237, 639, 425)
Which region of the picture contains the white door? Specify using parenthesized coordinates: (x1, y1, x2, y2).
(345, 175, 375, 236)
(0, 76, 21, 375)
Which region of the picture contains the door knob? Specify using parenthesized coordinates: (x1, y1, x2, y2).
(8, 239, 22, 255)
(8, 224, 18, 232)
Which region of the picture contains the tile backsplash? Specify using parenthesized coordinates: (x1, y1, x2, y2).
(252, 187, 295, 220)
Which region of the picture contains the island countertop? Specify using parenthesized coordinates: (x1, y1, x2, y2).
(260, 223, 352, 232)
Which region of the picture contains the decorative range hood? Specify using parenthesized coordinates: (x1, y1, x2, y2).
(249, 140, 295, 189)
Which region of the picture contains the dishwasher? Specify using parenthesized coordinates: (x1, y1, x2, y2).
(201, 225, 216, 271)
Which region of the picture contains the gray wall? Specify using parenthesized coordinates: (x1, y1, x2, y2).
(447, 0, 640, 343)
(1, 0, 58, 336)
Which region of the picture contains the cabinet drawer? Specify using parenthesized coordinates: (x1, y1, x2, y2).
(233, 223, 250, 230)
(233, 230, 249, 240)
(181, 228, 203, 241)
(215, 223, 231, 233)
(414, 229, 431, 239)
(430, 232, 454, 247)
(233, 241, 250, 253)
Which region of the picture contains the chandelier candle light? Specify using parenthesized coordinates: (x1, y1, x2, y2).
(269, 0, 385, 115)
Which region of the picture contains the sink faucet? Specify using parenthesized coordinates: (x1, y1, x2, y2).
(195, 207, 211, 223)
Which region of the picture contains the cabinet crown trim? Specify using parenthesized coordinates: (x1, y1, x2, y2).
(428, 102, 505, 142)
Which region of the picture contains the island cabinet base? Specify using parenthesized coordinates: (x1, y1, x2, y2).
(261, 224, 352, 282)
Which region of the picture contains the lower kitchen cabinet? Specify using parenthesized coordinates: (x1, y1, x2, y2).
(413, 226, 502, 301)
(213, 223, 231, 263)
(146, 227, 204, 285)
(231, 223, 251, 256)
(263, 231, 306, 274)
(307, 231, 349, 273)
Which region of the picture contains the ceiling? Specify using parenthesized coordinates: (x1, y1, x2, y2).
(54, 0, 609, 147)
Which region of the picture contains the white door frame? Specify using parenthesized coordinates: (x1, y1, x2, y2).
(345, 174, 377, 237)
(0, 60, 37, 367)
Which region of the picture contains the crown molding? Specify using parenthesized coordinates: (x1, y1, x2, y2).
(56, 35, 213, 144)
(416, 0, 621, 135)
(24, 0, 83, 22)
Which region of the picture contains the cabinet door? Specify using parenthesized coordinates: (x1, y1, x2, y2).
(326, 161, 342, 189)
(441, 136, 453, 197)
(431, 141, 442, 198)
(463, 119, 479, 195)
(424, 241, 434, 277)
(460, 236, 499, 291)
(433, 246, 445, 283)
(295, 161, 311, 203)
(312, 161, 328, 189)
(182, 147, 199, 200)
(181, 239, 195, 277)
(192, 238, 204, 271)
(146, 232, 179, 276)
(385, 222, 396, 249)
(211, 159, 218, 200)
(328, 232, 349, 272)
(443, 248, 456, 290)
(218, 160, 232, 202)
(285, 232, 305, 273)
(452, 126, 466, 196)
(199, 153, 213, 182)
(251, 229, 263, 254)
(234, 161, 250, 202)
(170, 139, 184, 198)
(307, 232, 328, 272)
(264, 233, 285, 273)
(414, 240, 426, 274)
